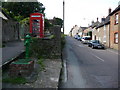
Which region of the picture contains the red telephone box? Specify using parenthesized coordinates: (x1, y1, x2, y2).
(30, 13, 44, 38)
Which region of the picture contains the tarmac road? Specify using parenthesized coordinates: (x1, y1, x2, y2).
(59, 36, 118, 88)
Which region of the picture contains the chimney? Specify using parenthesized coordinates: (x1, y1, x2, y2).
(97, 17, 98, 21)
(92, 21, 94, 24)
(108, 8, 111, 14)
(101, 18, 105, 23)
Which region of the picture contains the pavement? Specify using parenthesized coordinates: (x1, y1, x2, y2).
(1, 41, 25, 66)
(2, 59, 62, 89)
(2, 40, 62, 89)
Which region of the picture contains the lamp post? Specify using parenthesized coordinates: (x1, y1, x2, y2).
(63, 0, 65, 34)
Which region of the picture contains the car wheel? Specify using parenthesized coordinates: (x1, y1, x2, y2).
(92, 45, 94, 49)
(102, 47, 105, 50)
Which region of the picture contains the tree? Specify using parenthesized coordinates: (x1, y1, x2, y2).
(53, 17, 63, 28)
(7, 0, 38, 2)
(44, 19, 53, 29)
(2, 2, 45, 21)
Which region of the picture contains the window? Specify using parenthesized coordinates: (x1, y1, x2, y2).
(114, 33, 118, 44)
(115, 14, 118, 24)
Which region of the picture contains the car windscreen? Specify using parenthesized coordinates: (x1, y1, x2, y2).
(84, 37, 91, 40)
(92, 40, 100, 43)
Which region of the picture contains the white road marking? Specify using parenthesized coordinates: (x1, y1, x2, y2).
(50, 77, 58, 82)
(0, 65, 2, 67)
(77, 45, 84, 47)
(91, 53, 104, 62)
(79, 45, 84, 47)
(63, 59, 67, 82)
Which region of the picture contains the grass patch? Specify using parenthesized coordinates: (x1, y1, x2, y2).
(48, 35, 55, 39)
(0, 44, 3, 48)
(37, 58, 45, 71)
(2, 77, 27, 84)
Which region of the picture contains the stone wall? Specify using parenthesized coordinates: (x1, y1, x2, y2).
(0, 18, 2, 46)
(2, 20, 19, 42)
(50, 25, 61, 54)
(30, 25, 61, 59)
(19, 24, 29, 39)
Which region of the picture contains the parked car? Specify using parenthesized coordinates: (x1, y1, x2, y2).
(81, 36, 91, 44)
(74, 35, 78, 39)
(77, 35, 82, 41)
(88, 40, 105, 49)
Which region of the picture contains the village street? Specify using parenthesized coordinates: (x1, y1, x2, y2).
(59, 36, 118, 88)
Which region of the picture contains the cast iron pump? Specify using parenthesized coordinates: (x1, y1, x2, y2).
(24, 34, 32, 59)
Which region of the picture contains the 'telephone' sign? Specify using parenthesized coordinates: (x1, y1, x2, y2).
(31, 15, 41, 17)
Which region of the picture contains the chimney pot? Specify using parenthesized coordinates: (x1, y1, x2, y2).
(101, 18, 105, 22)
(108, 8, 111, 14)
(97, 17, 98, 21)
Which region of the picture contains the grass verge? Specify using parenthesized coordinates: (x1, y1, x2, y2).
(37, 58, 45, 71)
(2, 77, 27, 84)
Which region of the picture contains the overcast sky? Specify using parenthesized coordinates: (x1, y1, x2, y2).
(38, 0, 119, 34)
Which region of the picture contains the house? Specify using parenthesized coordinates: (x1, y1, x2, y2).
(70, 25, 87, 37)
(71, 25, 80, 37)
(91, 4, 120, 50)
(79, 26, 87, 37)
(91, 18, 100, 40)
(69, 29, 72, 37)
(82, 26, 92, 38)
(109, 4, 120, 50)
(0, 9, 8, 43)
(95, 8, 111, 48)
(96, 16, 110, 47)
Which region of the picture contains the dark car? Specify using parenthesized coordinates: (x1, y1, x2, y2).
(88, 40, 105, 49)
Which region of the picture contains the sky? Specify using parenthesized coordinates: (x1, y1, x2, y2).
(38, 0, 119, 34)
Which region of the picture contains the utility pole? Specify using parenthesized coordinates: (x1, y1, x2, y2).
(63, 0, 65, 34)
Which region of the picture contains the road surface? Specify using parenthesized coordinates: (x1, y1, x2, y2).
(59, 36, 118, 88)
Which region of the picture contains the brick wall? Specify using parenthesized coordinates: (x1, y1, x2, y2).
(9, 60, 34, 77)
